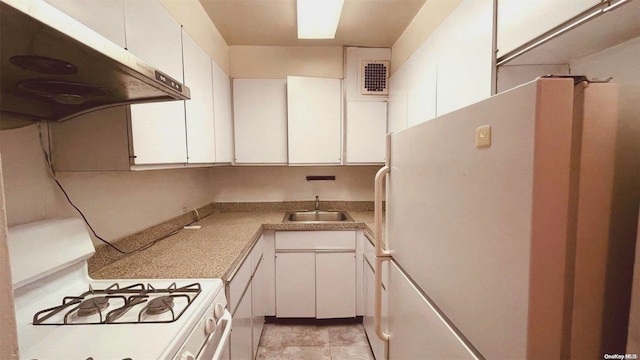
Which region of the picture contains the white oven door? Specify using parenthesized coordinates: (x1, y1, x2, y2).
(198, 309, 232, 360)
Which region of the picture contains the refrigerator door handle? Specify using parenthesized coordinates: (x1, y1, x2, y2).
(374, 165, 390, 257)
(374, 164, 391, 342)
(375, 256, 390, 342)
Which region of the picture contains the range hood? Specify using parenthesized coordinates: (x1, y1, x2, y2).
(0, 0, 190, 129)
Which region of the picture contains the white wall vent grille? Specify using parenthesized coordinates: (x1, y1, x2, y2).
(360, 60, 389, 95)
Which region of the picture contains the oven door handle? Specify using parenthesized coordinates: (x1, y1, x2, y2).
(197, 309, 233, 360)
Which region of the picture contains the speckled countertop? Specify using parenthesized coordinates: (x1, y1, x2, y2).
(89, 205, 381, 282)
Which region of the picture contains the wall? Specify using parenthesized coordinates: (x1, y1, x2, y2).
(210, 166, 379, 202)
(0, 125, 215, 245)
(159, 0, 229, 73)
(0, 150, 18, 359)
(229, 46, 344, 79)
(390, 0, 462, 74)
(570, 36, 640, 353)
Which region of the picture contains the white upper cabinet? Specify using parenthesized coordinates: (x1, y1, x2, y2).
(182, 29, 215, 164)
(344, 47, 390, 164)
(51, 0, 232, 170)
(497, 0, 601, 57)
(287, 76, 342, 165)
(387, 0, 492, 132)
(44, 0, 126, 48)
(346, 101, 387, 164)
(435, 0, 493, 116)
(123, 0, 183, 81)
(212, 62, 234, 163)
(124, 0, 186, 165)
(233, 79, 288, 164)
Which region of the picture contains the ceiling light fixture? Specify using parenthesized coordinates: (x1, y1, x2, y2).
(296, 0, 344, 39)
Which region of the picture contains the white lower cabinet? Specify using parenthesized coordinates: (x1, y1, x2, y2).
(227, 235, 269, 359)
(275, 252, 316, 318)
(251, 255, 266, 357)
(230, 284, 253, 360)
(364, 237, 387, 360)
(316, 252, 356, 319)
(364, 256, 385, 360)
(275, 231, 357, 319)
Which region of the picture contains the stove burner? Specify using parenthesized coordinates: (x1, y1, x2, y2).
(146, 296, 174, 315)
(77, 297, 109, 317)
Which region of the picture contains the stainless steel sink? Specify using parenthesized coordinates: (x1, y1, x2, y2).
(283, 210, 354, 223)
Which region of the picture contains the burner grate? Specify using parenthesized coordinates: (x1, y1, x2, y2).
(33, 282, 202, 325)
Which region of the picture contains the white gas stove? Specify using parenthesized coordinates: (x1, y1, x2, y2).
(8, 218, 230, 360)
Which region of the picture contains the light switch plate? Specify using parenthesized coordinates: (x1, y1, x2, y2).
(476, 125, 491, 148)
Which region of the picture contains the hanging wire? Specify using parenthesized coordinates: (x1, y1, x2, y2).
(36, 123, 179, 255)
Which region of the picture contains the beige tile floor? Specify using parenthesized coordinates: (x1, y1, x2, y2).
(256, 323, 375, 360)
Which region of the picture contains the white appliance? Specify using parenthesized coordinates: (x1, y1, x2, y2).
(8, 218, 231, 360)
(373, 77, 621, 358)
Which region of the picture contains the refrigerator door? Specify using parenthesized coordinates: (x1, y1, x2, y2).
(385, 78, 579, 358)
(387, 260, 479, 359)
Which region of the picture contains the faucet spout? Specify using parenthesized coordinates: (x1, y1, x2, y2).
(315, 196, 320, 211)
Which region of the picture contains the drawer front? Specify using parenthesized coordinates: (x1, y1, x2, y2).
(275, 231, 356, 250)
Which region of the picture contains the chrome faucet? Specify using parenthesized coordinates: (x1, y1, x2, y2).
(315, 195, 320, 211)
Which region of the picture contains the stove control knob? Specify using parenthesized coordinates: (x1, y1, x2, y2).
(213, 303, 225, 320)
(205, 316, 216, 335)
(180, 351, 196, 360)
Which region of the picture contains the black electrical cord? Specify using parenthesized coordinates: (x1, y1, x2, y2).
(37, 124, 179, 255)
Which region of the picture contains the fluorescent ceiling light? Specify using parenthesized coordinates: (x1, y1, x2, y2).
(297, 0, 344, 39)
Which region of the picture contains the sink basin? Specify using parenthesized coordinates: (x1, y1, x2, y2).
(283, 211, 354, 223)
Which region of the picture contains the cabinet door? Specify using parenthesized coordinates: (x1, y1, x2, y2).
(434, 0, 492, 117)
(233, 79, 288, 164)
(346, 101, 387, 164)
(182, 30, 215, 164)
(123, 0, 183, 81)
(124, 0, 187, 165)
(364, 257, 382, 360)
(230, 285, 253, 360)
(212, 62, 234, 163)
(287, 76, 342, 164)
(45, 0, 126, 48)
(275, 252, 315, 318)
(252, 257, 266, 358)
(316, 251, 356, 319)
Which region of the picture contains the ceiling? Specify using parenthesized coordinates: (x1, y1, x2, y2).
(199, 0, 427, 47)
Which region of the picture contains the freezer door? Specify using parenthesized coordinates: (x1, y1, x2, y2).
(387, 260, 479, 359)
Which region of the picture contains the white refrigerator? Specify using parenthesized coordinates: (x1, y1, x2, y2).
(373, 77, 620, 359)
